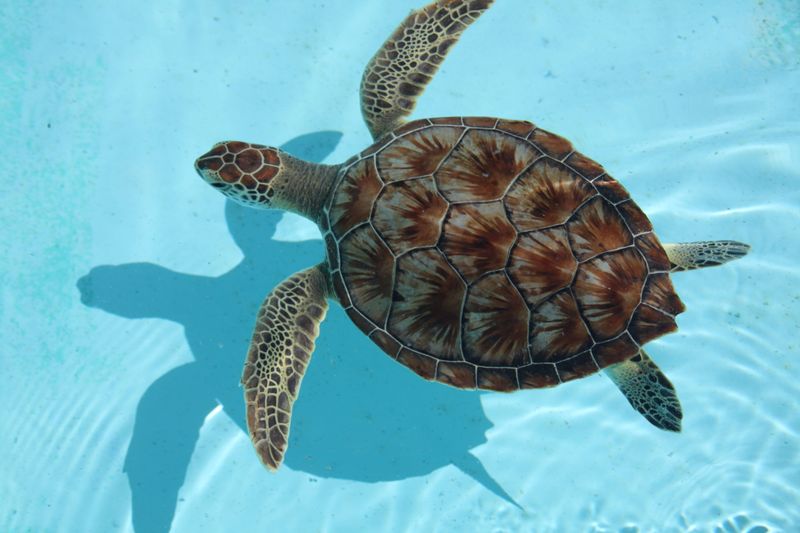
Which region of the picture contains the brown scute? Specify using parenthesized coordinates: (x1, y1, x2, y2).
(641, 274, 686, 316)
(518, 363, 560, 388)
(360, 138, 389, 159)
(440, 201, 516, 283)
(336, 116, 680, 384)
(436, 361, 477, 389)
(496, 119, 536, 137)
(389, 248, 465, 360)
(530, 290, 593, 362)
(369, 329, 401, 358)
(397, 348, 437, 380)
(324, 235, 339, 271)
(219, 163, 242, 183)
(235, 149, 263, 173)
(430, 117, 463, 126)
(377, 126, 463, 182)
(339, 225, 394, 326)
(505, 158, 596, 232)
(591, 333, 639, 367)
(574, 248, 648, 341)
(346, 306, 376, 335)
(477, 367, 519, 392)
(329, 158, 383, 237)
(528, 128, 574, 160)
(635, 233, 672, 272)
(331, 271, 351, 307)
(372, 177, 448, 255)
(616, 200, 653, 235)
(592, 175, 630, 204)
(566, 196, 633, 261)
(240, 174, 257, 189)
(556, 351, 599, 382)
(341, 153, 360, 169)
(508, 227, 577, 308)
(463, 273, 529, 366)
(436, 129, 540, 202)
(564, 151, 605, 180)
(463, 116, 497, 127)
(629, 304, 678, 345)
(392, 118, 433, 136)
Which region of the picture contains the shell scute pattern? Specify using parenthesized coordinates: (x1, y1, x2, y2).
(496, 119, 536, 137)
(338, 225, 394, 326)
(372, 177, 448, 254)
(505, 159, 596, 232)
(440, 201, 516, 283)
(566, 196, 633, 261)
(508, 227, 577, 308)
(397, 348, 438, 380)
(389, 248, 465, 360)
(530, 290, 593, 361)
(592, 332, 640, 367)
(329, 158, 382, 236)
(556, 351, 599, 382)
(435, 128, 540, 202)
(463, 273, 529, 366)
(477, 367, 519, 392)
(327, 118, 684, 391)
(564, 151, 605, 180)
(376, 125, 462, 182)
(518, 363, 559, 388)
(573, 248, 648, 341)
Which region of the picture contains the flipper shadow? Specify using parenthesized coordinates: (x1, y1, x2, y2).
(76, 131, 516, 533)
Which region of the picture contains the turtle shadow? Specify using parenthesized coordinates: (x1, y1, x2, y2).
(76, 131, 516, 533)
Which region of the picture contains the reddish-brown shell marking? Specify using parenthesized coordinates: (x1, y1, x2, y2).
(325, 117, 684, 392)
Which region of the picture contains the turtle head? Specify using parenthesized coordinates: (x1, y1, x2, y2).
(195, 141, 284, 208)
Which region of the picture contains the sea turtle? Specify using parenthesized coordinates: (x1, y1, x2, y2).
(194, 0, 750, 470)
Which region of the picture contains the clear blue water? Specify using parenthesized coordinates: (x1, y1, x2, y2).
(2, 1, 799, 531)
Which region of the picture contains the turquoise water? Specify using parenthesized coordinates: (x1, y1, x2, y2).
(2, 0, 799, 531)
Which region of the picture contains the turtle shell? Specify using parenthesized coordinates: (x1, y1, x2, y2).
(323, 117, 685, 392)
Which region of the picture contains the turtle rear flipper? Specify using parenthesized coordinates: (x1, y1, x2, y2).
(242, 264, 330, 470)
(663, 240, 750, 272)
(604, 351, 683, 432)
(360, 0, 495, 139)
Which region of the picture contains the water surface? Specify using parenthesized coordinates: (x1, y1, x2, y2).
(1, 1, 798, 531)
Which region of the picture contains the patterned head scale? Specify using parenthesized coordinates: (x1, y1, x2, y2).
(195, 141, 282, 207)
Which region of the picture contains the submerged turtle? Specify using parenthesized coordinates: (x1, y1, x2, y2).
(195, 0, 750, 470)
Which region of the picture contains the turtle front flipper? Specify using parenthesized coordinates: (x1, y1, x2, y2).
(663, 240, 750, 272)
(242, 264, 331, 470)
(360, 0, 495, 139)
(604, 351, 683, 432)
